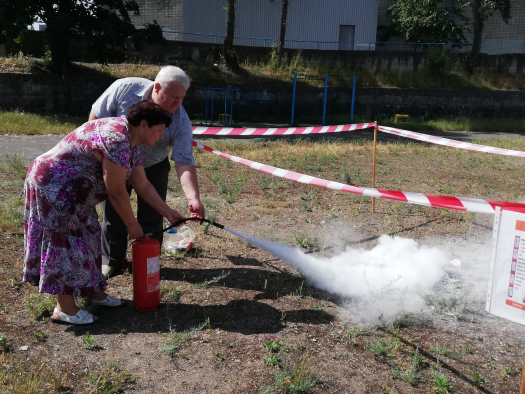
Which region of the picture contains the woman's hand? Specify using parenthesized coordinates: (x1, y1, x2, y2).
(164, 208, 185, 225)
(126, 221, 144, 239)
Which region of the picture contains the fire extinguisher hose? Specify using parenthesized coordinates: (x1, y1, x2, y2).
(145, 217, 224, 238)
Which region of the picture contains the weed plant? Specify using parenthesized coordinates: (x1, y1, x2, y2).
(264, 354, 280, 366)
(273, 351, 317, 393)
(500, 364, 522, 379)
(0, 335, 8, 353)
(160, 285, 183, 302)
(25, 294, 56, 320)
(390, 364, 421, 386)
(393, 313, 432, 329)
(472, 371, 485, 386)
(365, 337, 400, 360)
(264, 339, 284, 353)
(82, 332, 96, 350)
(192, 271, 230, 289)
(88, 361, 135, 394)
(202, 211, 218, 235)
(293, 234, 317, 250)
(429, 346, 465, 361)
(430, 371, 452, 394)
(159, 323, 206, 354)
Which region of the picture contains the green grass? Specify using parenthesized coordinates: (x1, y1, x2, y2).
(0, 111, 84, 135)
(3, 108, 525, 136)
(0, 197, 24, 233)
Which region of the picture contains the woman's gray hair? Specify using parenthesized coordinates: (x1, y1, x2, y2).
(155, 66, 191, 90)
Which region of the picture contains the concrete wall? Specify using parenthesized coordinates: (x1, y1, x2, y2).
(2, 73, 525, 120)
(124, 41, 525, 74)
(7, 32, 525, 74)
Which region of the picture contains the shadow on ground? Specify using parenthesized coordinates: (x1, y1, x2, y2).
(65, 298, 333, 337)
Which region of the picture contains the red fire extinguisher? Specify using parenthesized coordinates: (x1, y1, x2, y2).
(132, 237, 160, 312)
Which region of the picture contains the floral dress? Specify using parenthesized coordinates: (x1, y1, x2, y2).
(23, 118, 142, 296)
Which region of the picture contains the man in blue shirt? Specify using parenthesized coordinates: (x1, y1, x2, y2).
(90, 66, 204, 276)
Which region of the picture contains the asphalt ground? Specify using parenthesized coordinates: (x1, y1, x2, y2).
(1, 125, 525, 164)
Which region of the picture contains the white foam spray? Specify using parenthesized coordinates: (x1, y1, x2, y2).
(225, 227, 453, 322)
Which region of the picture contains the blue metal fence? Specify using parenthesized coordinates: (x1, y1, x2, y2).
(162, 30, 471, 52)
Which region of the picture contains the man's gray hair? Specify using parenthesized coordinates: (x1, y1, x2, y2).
(155, 66, 191, 90)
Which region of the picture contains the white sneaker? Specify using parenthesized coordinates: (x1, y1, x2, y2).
(101, 265, 115, 277)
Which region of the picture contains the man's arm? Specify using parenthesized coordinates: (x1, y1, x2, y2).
(88, 111, 98, 121)
(175, 163, 205, 219)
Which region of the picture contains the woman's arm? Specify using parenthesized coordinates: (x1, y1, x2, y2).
(130, 165, 185, 223)
(101, 155, 143, 239)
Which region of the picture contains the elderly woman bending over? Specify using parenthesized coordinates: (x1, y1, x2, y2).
(23, 101, 184, 325)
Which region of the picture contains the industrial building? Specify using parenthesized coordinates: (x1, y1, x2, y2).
(130, 0, 380, 51)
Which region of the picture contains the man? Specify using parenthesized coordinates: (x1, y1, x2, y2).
(89, 66, 205, 276)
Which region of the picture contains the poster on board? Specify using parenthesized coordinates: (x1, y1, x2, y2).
(486, 207, 525, 325)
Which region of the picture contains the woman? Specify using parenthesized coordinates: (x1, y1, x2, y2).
(23, 101, 184, 325)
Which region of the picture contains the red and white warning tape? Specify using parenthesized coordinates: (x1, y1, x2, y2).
(378, 125, 525, 158)
(192, 140, 525, 214)
(192, 123, 375, 136)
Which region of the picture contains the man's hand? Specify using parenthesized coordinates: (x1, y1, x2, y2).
(188, 198, 205, 221)
(165, 208, 186, 224)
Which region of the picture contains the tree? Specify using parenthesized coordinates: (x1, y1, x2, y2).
(470, 0, 511, 58)
(0, 0, 164, 78)
(223, 0, 240, 72)
(388, 0, 467, 44)
(277, 0, 290, 64)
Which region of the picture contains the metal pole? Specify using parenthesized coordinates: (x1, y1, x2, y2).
(317, 41, 320, 50)
(211, 89, 214, 125)
(291, 72, 297, 125)
(322, 74, 328, 126)
(521, 354, 525, 394)
(372, 121, 378, 214)
(230, 90, 233, 125)
(351, 75, 356, 123)
(224, 89, 227, 126)
(420, 43, 423, 52)
(205, 89, 208, 125)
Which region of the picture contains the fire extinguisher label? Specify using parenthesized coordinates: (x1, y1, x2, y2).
(146, 255, 160, 293)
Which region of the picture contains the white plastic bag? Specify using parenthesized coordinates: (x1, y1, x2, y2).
(164, 225, 196, 252)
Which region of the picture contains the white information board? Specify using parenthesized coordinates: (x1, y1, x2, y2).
(486, 207, 525, 325)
